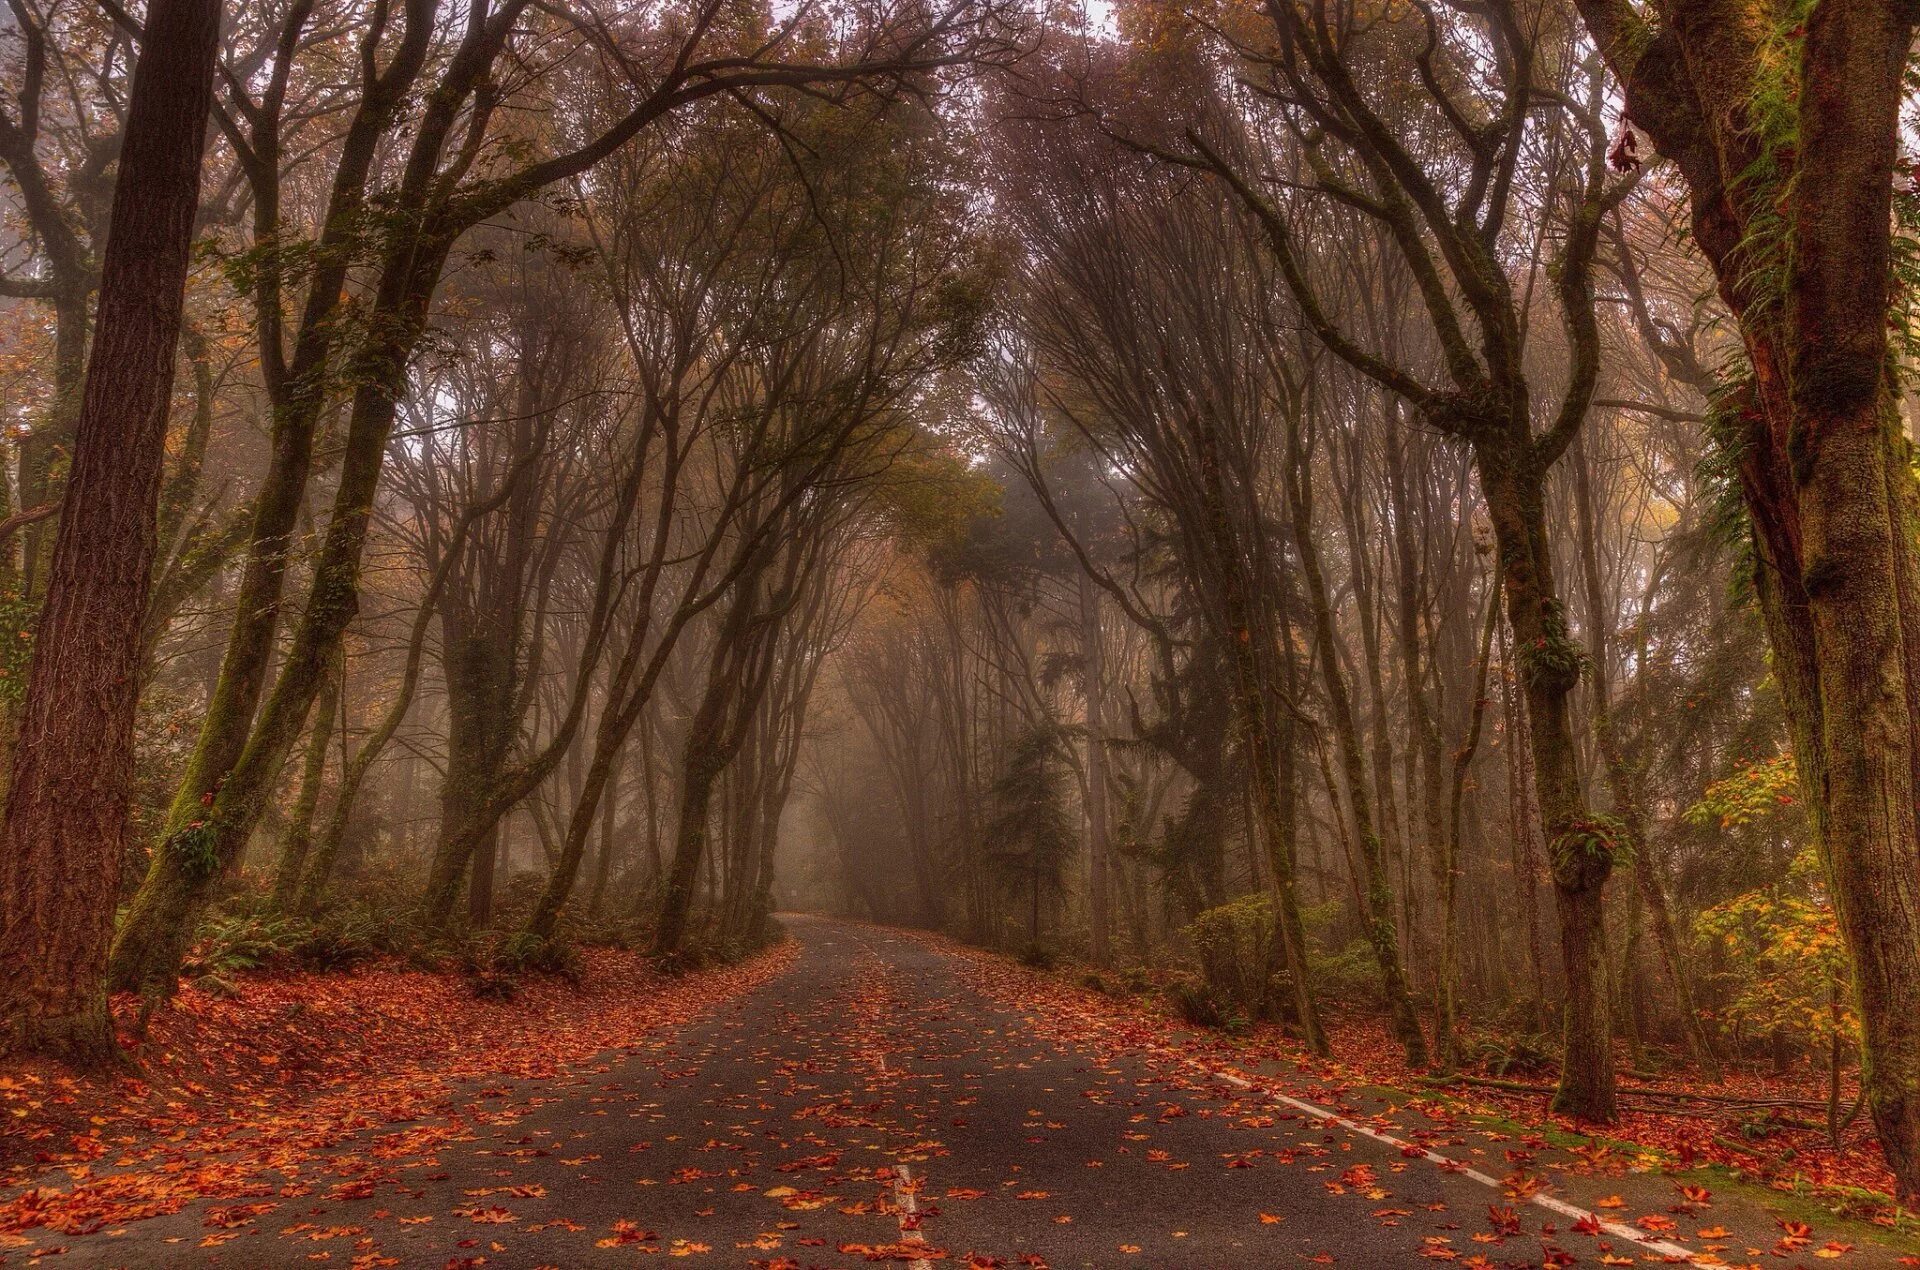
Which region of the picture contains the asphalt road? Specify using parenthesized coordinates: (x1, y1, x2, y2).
(36, 916, 1896, 1268)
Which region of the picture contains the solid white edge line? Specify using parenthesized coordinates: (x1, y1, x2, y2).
(1181, 1057, 1715, 1267)
(891, 1162, 936, 1270)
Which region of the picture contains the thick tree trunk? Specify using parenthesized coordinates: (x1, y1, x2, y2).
(0, 0, 219, 1059)
(1578, 0, 1920, 1197)
(1787, 388, 1920, 1198)
(653, 740, 725, 959)
(468, 825, 500, 927)
(652, 578, 772, 957)
(587, 747, 625, 916)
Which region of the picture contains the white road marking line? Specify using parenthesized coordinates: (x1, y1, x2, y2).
(1179, 1058, 1713, 1267)
(891, 1162, 936, 1270)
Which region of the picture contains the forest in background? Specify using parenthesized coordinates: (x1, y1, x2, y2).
(4, 0, 1920, 1216)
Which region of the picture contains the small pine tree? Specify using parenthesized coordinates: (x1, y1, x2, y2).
(984, 723, 1077, 946)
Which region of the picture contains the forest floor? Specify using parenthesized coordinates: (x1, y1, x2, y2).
(0, 916, 1908, 1268)
(0, 941, 796, 1254)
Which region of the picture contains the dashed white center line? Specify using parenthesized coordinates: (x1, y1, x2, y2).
(1180, 1057, 1714, 1267)
(890, 1162, 936, 1270)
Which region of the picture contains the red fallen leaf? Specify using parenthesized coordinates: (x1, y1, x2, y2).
(595, 1220, 658, 1247)
(839, 1242, 951, 1261)
(1571, 1213, 1603, 1236)
(1486, 1206, 1521, 1237)
(204, 1202, 277, 1229)
(776, 1154, 840, 1172)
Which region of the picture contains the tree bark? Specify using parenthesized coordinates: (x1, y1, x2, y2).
(1576, 0, 1920, 1194)
(0, 0, 220, 1059)
(1569, 439, 1720, 1077)
(1479, 438, 1617, 1122)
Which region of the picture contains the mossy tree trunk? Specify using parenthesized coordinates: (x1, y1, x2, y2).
(1578, 0, 1920, 1198)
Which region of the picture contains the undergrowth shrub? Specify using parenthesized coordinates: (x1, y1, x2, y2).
(1019, 942, 1059, 971)
(1183, 894, 1289, 1023)
(184, 908, 380, 984)
(1464, 1032, 1558, 1078)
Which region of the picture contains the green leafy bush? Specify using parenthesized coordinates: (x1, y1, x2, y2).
(1183, 894, 1289, 1023)
(1694, 846, 1855, 1059)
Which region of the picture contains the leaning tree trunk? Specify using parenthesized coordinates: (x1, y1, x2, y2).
(0, 0, 220, 1060)
(110, 248, 451, 994)
(653, 737, 727, 959)
(1077, 574, 1113, 966)
(524, 729, 627, 942)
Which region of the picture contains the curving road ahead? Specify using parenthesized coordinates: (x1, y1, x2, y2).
(45, 915, 1906, 1268)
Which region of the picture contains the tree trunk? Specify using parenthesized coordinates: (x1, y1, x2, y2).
(1078, 573, 1112, 966)
(0, 0, 220, 1060)
(271, 654, 340, 909)
(1478, 437, 1617, 1122)
(587, 747, 625, 916)
(1287, 408, 1428, 1066)
(1570, 439, 1720, 1076)
(1577, 0, 1920, 1196)
(1436, 559, 1500, 1071)
(653, 738, 725, 959)
(525, 732, 626, 942)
